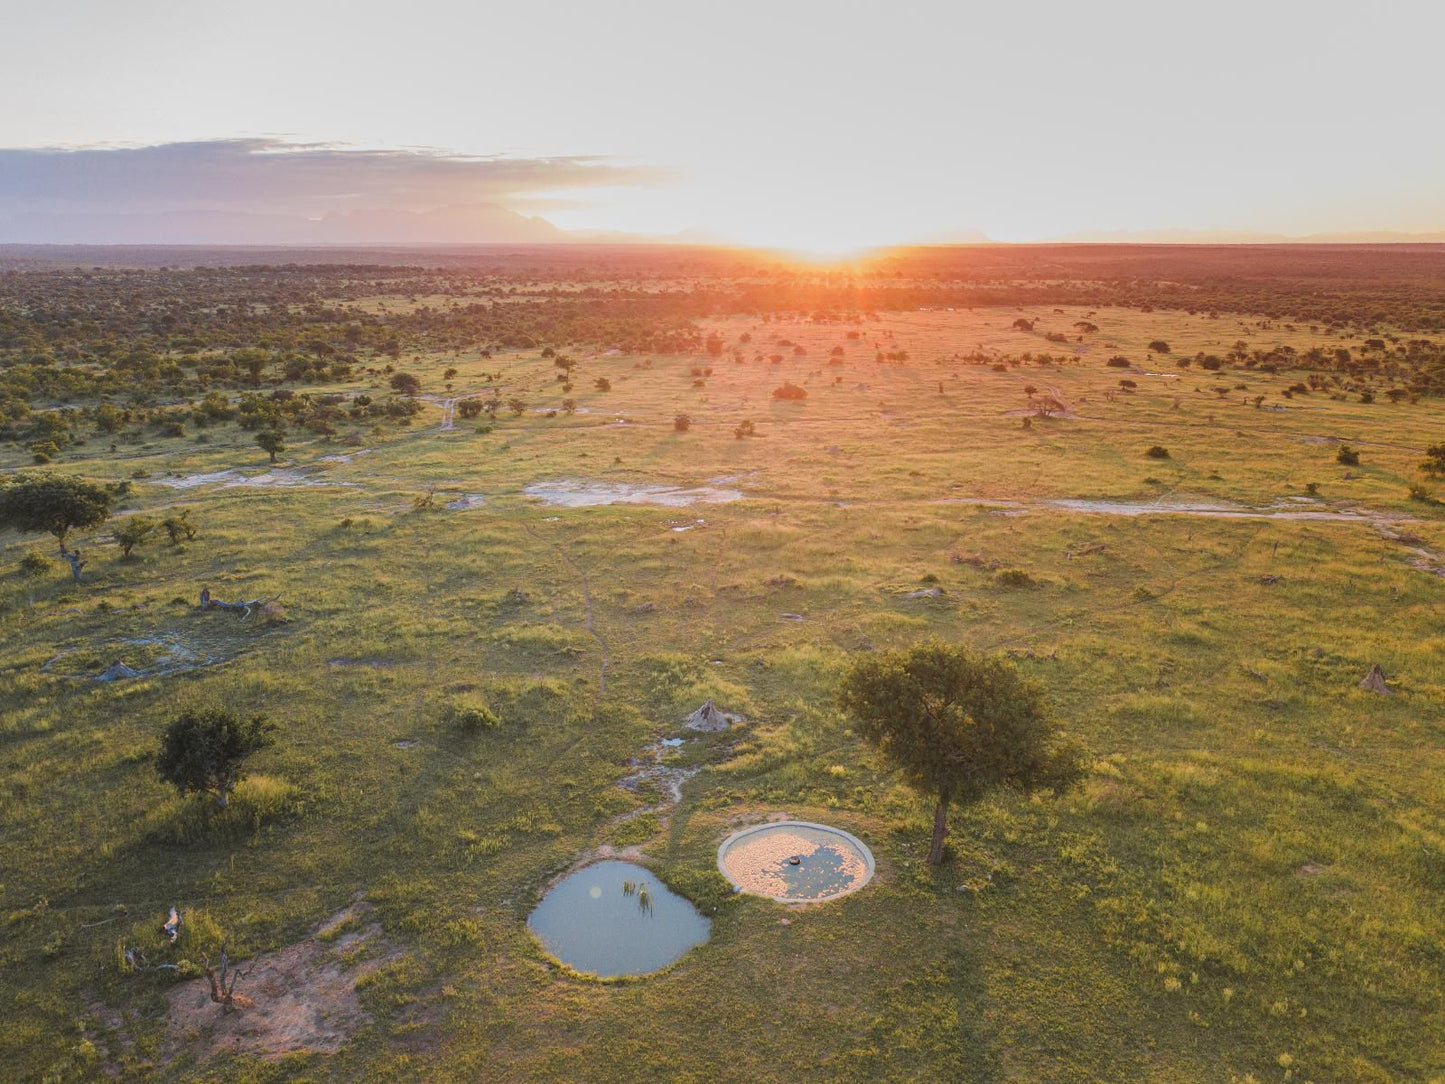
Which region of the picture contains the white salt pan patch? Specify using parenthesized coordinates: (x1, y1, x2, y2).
(151, 470, 241, 489)
(223, 470, 359, 489)
(524, 480, 742, 508)
(320, 448, 372, 463)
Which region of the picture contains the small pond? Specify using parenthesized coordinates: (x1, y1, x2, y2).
(527, 860, 710, 977)
(717, 821, 874, 902)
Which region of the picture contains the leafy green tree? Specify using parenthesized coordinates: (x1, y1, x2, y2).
(114, 516, 156, 558)
(155, 707, 276, 809)
(162, 510, 198, 545)
(1420, 443, 1445, 476)
(0, 474, 114, 554)
(838, 642, 1084, 865)
(390, 372, 422, 395)
(256, 429, 286, 463)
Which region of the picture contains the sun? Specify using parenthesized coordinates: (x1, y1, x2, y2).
(772, 241, 873, 266)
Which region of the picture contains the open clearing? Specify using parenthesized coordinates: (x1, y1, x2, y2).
(1, 248, 1443, 1082)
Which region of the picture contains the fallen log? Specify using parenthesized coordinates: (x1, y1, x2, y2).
(199, 588, 277, 619)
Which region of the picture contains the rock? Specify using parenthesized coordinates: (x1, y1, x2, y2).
(96, 661, 140, 682)
(904, 587, 945, 599)
(1358, 664, 1391, 695)
(685, 699, 736, 732)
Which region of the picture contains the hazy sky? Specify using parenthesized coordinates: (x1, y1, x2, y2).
(3, 0, 1443, 248)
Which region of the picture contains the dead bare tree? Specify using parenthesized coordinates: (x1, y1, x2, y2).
(201, 943, 254, 1014)
(199, 588, 278, 619)
(59, 545, 86, 583)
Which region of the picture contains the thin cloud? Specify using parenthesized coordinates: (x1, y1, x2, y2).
(0, 138, 669, 216)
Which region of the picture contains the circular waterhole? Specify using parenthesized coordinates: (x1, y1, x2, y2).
(527, 860, 710, 977)
(717, 821, 875, 902)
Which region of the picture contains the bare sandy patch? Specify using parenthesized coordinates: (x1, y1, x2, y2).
(162, 902, 401, 1063)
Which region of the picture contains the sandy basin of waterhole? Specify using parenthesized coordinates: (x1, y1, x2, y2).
(717, 822, 875, 902)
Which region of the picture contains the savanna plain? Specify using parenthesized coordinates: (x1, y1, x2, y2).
(0, 244, 1442, 1082)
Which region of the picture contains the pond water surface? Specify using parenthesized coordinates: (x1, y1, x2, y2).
(527, 860, 710, 977)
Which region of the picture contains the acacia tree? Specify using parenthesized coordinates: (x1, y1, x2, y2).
(839, 642, 1084, 865)
(0, 474, 114, 581)
(156, 707, 277, 809)
(255, 429, 286, 463)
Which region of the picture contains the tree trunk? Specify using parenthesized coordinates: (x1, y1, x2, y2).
(268, 450, 277, 463)
(927, 793, 950, 866)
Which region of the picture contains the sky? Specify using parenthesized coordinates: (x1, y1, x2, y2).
(2, 0, 1443, 249)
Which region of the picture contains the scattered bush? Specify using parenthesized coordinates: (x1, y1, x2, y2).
(996, 568, 1035, 588)
(162, 511, 198, 545)
(1146, 445, 1170, 459)
(674, 414, 692, 432)
(1106, 356, 1131, 368)
(114, 516, 156, 558)
(1336, 445, 1360, 466)
(446, 696, 502, 733)
(772, 381, 807, 401)
(1147, 340, 1171, 354)
(19, 550, 51, 576)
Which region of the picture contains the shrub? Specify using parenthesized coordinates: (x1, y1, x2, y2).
(594, 377, 611, 392)
(1336, 445, 1360, 466)
(1146, 445, 1170, 459)
(772, 381, 807, 401)
(1147, 340, 1171, 354)
(734, 419, 755, 439)
(19, 551, 51, 576)
(114, 516, 156, 558)
(996, 568, 1035, 588)
(447, 696, 502, 733)
(674, 414, 692, 432)
(1418, 443, 1445, 476)
(162, 511, 198, 545)
(1106, 356, 1131, 368)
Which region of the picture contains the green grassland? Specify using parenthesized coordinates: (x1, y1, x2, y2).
(2, 302, 1443, 1082)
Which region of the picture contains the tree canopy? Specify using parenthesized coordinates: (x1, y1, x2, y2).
(839, 642, 1084, 864)
(0, 473, 114, 550)
(155, 707, 277, 809)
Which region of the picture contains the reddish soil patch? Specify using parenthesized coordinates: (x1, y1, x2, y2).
(162, 902, 401, 1063)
